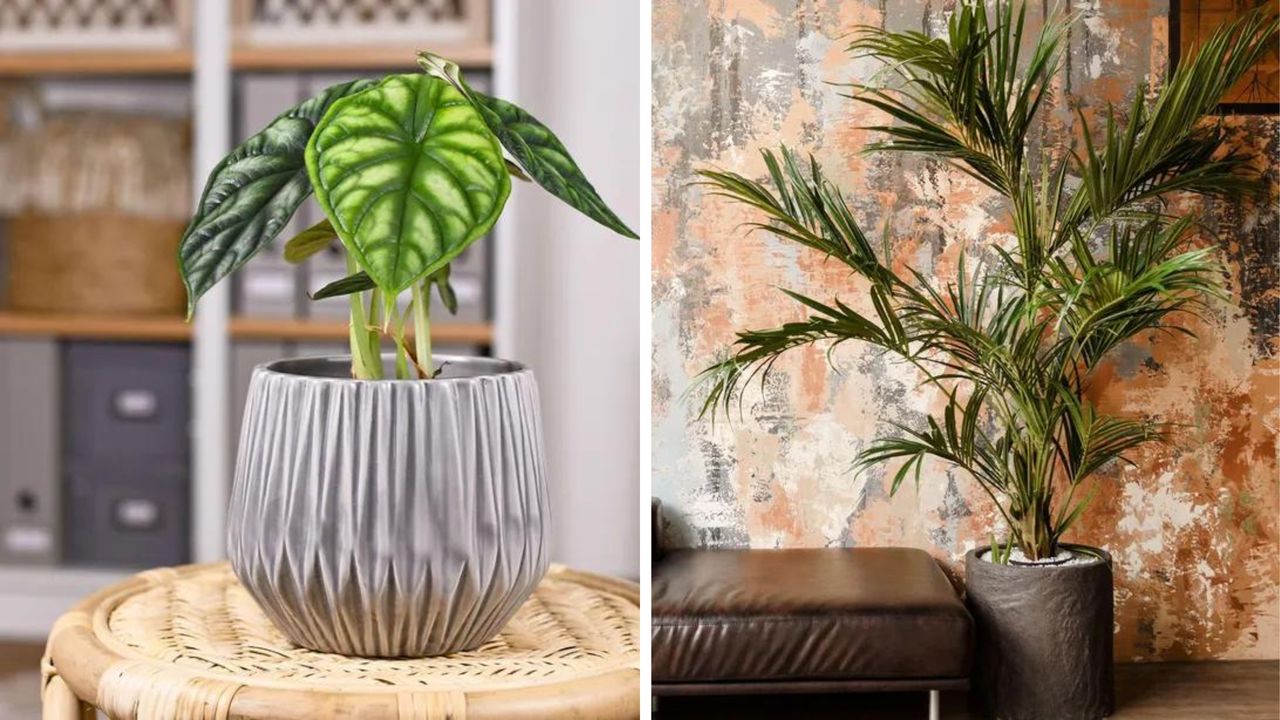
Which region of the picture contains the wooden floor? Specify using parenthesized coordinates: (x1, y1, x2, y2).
(2, 642, 1275, 718)
(658, 662, 1280, 719)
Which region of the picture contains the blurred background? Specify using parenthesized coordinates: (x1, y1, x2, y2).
(0, 1, 641, 714)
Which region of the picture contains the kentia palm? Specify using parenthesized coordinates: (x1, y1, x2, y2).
(180, 56, 635, 658)
(698, 4, 1273, 562)
(695, 4, 1274, 718)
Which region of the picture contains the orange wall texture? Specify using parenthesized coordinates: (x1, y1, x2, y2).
(651, 0, 1278, 661)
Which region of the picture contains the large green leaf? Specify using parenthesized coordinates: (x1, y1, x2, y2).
(306, 74, 510, 293)
(179, 78, 377, 317)
(418, 52, 638, 239)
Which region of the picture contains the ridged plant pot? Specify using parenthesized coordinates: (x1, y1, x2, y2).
(965, 546, 1114, 720)
(227, 355, 551, 658)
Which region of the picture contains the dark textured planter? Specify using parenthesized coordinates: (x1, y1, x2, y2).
(965, 545, 1114, 720)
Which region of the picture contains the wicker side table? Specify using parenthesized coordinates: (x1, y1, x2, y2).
(41, 562, 640, 719)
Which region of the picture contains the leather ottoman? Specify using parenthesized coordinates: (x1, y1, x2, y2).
(651, 546, 972, 717)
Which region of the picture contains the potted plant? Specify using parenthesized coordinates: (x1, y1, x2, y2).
(694, 4, 1275, 718)
(180, 54, 635, 658)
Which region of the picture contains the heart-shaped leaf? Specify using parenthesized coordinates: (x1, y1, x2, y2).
(283, 219, 339, 263)
(179, 78, 377, 317)
(418, 52, 638, 239)
(306, 74, 510, 293)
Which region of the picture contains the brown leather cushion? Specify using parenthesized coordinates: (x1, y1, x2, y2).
(652, 547, 972, 684)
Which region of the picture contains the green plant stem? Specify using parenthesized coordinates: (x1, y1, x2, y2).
(411, 281, 434, 378)
(366, 289, 385, 378)
(347, 257, 381, 380)
(392, 302, 410, 379)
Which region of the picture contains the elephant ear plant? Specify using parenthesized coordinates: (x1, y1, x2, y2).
(190, 54, 635, 660)
(696, 5, 1277, 563)
(180, 53, 636, 379)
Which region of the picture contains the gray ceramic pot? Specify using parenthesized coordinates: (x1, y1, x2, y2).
(966, 545, 1114, 720)
(227, 355, 551, 658)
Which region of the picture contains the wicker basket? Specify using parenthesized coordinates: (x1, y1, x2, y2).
(0, 0, 190, 51)
(234, 0, 488, 46)
(6, 212, 185, 315)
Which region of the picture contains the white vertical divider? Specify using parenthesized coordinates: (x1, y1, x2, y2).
(191, 0, 231, 563)
(491, 0, 517, 357)
(487, 1, 641, 578)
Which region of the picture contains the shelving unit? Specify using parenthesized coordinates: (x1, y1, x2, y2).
(0, 312, 494, 344)
(0, 312, 191, 341)
(0, 49, 193, 76)
(0, 44, 492, 77)
(0, 0, 514, 641)
(230, 317, 493, 344)
(231, 43, 492, 71)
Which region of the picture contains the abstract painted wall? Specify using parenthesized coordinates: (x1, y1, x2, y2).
(652, 0, 1278, 661)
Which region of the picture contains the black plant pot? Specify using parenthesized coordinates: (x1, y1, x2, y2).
(965, 545, 1114, 720)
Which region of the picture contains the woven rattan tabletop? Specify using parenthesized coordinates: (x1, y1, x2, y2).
(41, 562, 640, 719)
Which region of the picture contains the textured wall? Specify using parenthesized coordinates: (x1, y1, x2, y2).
(652, 0, 1278, 661)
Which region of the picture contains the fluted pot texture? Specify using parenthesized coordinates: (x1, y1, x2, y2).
(227, 356, 551, 658)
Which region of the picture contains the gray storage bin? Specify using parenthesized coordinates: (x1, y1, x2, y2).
(238, 261, 301, 318)
(291, 342, 348, 358)
(64, 460, 188, 568)
(0, 339, 61, 564)
(434, 344, 482, 357)
(64, 342, 190, 462)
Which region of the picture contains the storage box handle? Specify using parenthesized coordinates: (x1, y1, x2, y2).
(112, 389, 159, 420)
(112, 498, 161, 531)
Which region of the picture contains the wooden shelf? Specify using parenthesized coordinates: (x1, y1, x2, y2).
(0, 43, 491, 77)
(0, 312, 191, 341)
(0, 313, 492, 344)
(231, 43, 492, 71)
(0, 49, 192, 77)
(230, 317, 493, 344)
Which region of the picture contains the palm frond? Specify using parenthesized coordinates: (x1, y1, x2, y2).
(1056, 390, 1166, 484)
(696, 147, 888, 282)
(1051, 389, 1165, 535)
(691, 287, 905, 420)
(1045, 217, 1224, 368)
(1062, 7, 1278, 230)
(847, 1, 1071, 196)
